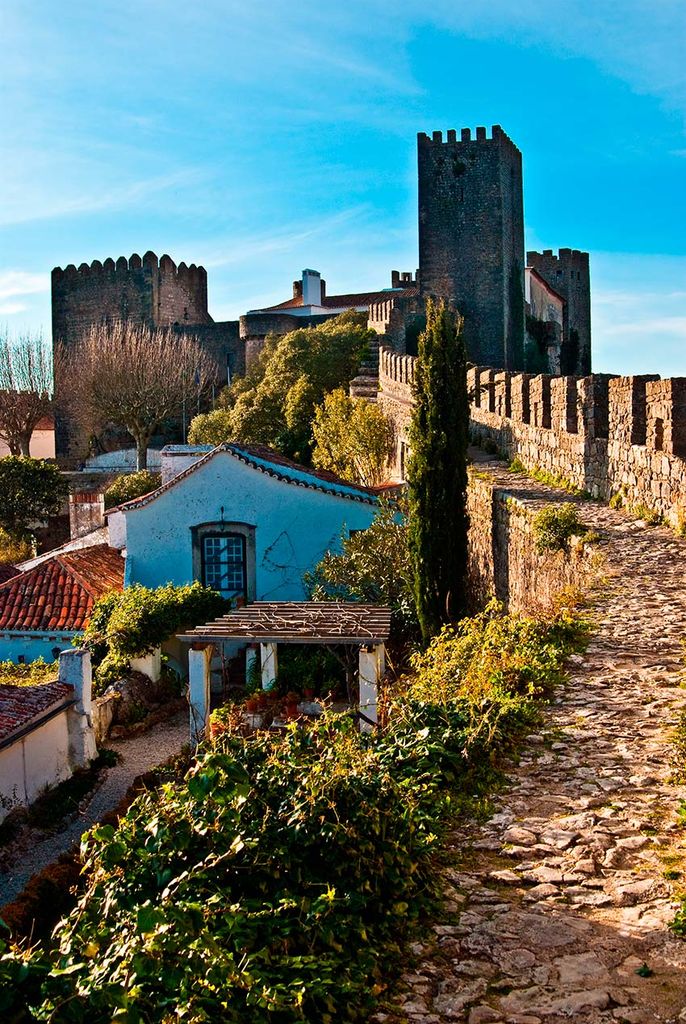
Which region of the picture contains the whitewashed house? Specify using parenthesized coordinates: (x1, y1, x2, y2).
(107, 444, 382, 600)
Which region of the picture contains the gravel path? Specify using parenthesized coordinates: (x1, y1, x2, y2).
(0, 709, 187, 908)
(379, 468, 686, 1024)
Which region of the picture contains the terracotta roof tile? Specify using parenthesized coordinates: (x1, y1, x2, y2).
(0, 681, 74, 742)
(0, 545, 124, 633)
(260, 289, 412, 312)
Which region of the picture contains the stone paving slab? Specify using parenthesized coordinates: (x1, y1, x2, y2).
(376, 469, 686, 1024)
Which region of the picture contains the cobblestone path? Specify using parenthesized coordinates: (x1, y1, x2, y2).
(379, 478, 686, 1024)
(0, 710, 187, 908)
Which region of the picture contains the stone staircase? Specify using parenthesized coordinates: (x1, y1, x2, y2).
(349, 335, 381, 400)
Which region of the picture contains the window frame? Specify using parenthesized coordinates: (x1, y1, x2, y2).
(191, 521, 256, 603)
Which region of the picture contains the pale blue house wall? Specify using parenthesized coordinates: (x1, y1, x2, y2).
(0, 633, 75, 665)
(121, 452, 379, 598)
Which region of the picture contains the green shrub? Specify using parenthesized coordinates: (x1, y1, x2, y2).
(103, 471, 161, 510)
(0, 603, 588, 1022)
(532, 503, 586, 553)
(0, 659, 54, 686)
(82, 581, 228, 661)
(0, 527, 32, 566)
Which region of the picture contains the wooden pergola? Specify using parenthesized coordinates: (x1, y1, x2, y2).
(178, 602, 392, 745)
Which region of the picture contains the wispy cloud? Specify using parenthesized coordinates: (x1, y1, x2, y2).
(200, 207, 371, 271)
(0, 168, 205, 227)
(0, 271, 48, 301)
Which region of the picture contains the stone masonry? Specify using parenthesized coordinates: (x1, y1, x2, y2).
(417, 127, 525, 370)
(527, 249, 592, 376)
(378, 350, 686, 530)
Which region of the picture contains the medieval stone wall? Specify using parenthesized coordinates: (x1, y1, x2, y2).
(467, 468, 596, 617)
(377, 348, 416, 480)
(378, 346, 686, 528)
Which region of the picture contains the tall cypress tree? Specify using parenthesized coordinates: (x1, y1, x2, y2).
(407, 299, 470, 643)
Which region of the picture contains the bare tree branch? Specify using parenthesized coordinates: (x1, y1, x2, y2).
(57, 324, 217, 469)
(0, 331, 54, 456)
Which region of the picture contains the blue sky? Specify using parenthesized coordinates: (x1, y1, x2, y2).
(1, 0, 684, 374)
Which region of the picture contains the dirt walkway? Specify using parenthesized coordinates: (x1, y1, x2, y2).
(0, 710, 187, 908)
(379, 473, 686, 1024)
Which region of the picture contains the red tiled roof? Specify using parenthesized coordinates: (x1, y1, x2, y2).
(0, 545, 124, 633)
(0, 680, 74, 743)
(260, 289, 406, 312)
(0, 565, 19, 585)
(108, 443, 383, 514)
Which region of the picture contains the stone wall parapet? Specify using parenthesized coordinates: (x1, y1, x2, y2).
(380, 353, 686, 526)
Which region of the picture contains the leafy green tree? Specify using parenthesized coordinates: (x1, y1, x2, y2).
(312, 388, 393, 486)
(188, 311, 373, 463)
(187, 407, 233, 446)
(407, 300, 470, 643)
(304, 499, 417, 641)
(0, 456, 67, 538)
(104, 470, 162, 510)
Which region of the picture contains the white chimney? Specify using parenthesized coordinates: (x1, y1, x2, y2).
(302, 269, 322, 306)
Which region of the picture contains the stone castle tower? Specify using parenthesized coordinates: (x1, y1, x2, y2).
(417, 125, 525, 369)
(527, 248, 591, 375)
(51, 252, 242, 463)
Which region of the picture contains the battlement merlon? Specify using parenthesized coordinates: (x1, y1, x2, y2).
(527, 248, 590, 266)
(417, 124, 522, 154)
(52, 252, 209, 289)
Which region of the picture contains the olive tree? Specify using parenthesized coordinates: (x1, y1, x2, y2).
(58, 324, 216, 470)
(0, 331, 53, 456)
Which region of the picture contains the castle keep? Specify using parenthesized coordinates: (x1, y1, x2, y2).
(52, 252, 243, 461)
(418, 126, 525, 369)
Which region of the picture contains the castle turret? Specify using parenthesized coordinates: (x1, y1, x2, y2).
(417, 125, 525, 369)
(527, 248, 591, 375)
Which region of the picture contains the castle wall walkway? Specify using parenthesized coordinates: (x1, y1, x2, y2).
(375, 455, 686, 1023)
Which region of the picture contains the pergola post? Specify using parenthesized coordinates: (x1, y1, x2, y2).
(358, 642, 385, 733)
(189, 643, 213, 747)
(260, 642, 278, 690)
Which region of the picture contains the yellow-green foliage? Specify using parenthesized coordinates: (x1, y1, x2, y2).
(188, 311, 373, 464)
(532, 503, 586, 553)
(405, 600, 587, 708)
(508, 458, 589, 498)
(312, 388, 394, 487)
(0, 659, 55, 686)
(0, 528, 32, 566)
(104, 471, 161, 510)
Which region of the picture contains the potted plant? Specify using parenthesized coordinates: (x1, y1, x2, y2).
(283, 691, 300, 719)
(245, 695, 260, 713)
